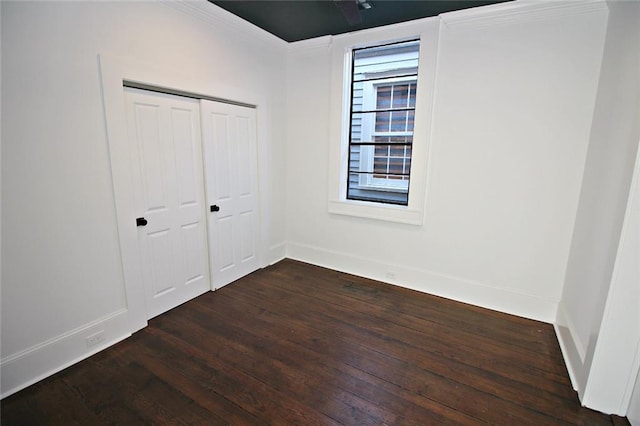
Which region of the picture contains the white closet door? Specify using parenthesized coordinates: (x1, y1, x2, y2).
(201, 100, 260, 288)
(124, 88, 210, 319)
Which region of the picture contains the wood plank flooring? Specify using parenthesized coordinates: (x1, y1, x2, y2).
(1, 259, 630, 425)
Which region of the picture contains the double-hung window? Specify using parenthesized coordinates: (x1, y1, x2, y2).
(347, 40, 420, 206)
(328, 20, 437, 225)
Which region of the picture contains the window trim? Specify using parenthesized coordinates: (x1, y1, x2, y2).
(327, 18, 440, 225)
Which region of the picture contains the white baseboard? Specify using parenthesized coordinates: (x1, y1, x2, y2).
(0, 243, 562, 399)
(1, 308, 132, 399)
(267, 242, 287, 266)
(554, 323, 582, 393)
(554, 301, 587, 395)
(286, 242, 558, 323)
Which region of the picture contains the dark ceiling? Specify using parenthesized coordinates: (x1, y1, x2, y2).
(210, 0, 511, 43)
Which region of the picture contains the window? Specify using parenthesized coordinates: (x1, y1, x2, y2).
(327, 20, 437, 225)
(347, 40, 420, 206)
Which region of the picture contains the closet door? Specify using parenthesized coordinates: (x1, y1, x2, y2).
(201, 100, 260, 288)
(124, 88, 210, 318)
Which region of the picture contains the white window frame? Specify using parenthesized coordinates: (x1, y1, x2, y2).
(359, 75, 417, 192)
(327, 18, 439, 225)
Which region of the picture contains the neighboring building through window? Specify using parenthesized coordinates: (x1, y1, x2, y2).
(347, 40, 420, 205)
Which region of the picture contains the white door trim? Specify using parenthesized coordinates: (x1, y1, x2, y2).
(99, 53, 268, 333)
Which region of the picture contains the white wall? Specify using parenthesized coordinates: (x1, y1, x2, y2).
(555, 0, 640, 412)
(285, 2, 608, 323)
(1, 0, 287, 396)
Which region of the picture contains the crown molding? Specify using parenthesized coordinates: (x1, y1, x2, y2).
(162, 0, 288, 50)
(288, 36, 333, 57)
(440, 0, 609, 30)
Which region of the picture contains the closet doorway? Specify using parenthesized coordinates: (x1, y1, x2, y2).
(122, 87, 260, 319)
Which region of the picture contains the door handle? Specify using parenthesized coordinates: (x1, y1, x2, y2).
(136, 217, 148, 227)
(210, 205, 220, 212)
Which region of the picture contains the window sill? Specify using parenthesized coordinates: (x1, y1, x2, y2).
(328, 199, 423, 225)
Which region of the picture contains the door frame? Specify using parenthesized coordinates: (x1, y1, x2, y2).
(99, 53, 268, 333)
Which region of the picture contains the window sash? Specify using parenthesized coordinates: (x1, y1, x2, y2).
(346, 39, 420, 206)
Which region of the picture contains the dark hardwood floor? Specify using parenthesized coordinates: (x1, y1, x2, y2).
(1, 259, 630, 425)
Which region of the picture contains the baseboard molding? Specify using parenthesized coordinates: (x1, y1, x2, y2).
(1, 309, 132, 399)
(287, 242, 558, 323)
(554, 302, 587, 395)
(0, 243, 563, 399)
(554, 323, 582, 394)
(267, 242, 287, 266)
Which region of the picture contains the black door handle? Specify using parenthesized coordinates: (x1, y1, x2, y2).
(210, 205, 220, 212)
(136, 217, 148, 227)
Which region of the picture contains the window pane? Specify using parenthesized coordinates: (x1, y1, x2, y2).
(375, 111, 390, 132)
(388, 160, 405, 174)
(390, 111, 408, 131)
(347, 39, 419, 206)
(392, 84, 409, 108)
(376, 86, 392, 109)
(353, 40, 419, 74)
(351, 112, 416, 142)
(374, 145, 389, 156)
(373, 135, 413, 144)
(347, 173, 409, 205)
(389, 146, 405, 157)
(409, 84, 417, 107)
(407, 110, 415, 131)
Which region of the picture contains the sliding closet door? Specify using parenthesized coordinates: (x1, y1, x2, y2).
(201, 100, 260, 289)
(124, 88, 211, 318)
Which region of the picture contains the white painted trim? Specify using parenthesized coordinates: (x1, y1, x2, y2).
(163, 0, 287, 50)
(287, 242, 558, 323)
(328, 199, 423, 225)
(582, 136, 640, 415)
(554, 324, 579, 391)
(99, 54, 150, 334)
(609, 143, 640, 415)
(0, 0, 3, 399)
(268, 242, 287, 265)
(288, 36, 332, 57)
(554, 304, 584, 393)
(627, 343, 640, 424)
(1, 309, 130, 398)
(555, 301, 587, 364)
(623, 340, 640, 417)
(440, 0, 609, 30)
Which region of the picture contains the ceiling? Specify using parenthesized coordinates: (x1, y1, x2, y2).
(209, 0, 511, 43)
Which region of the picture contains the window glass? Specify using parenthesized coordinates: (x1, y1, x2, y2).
(346, 40, 420, 206)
